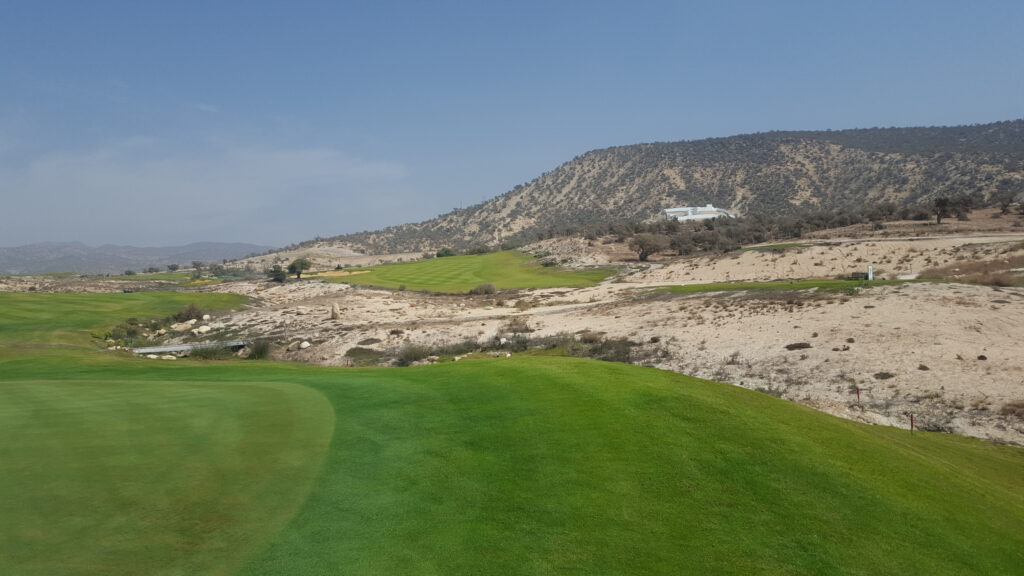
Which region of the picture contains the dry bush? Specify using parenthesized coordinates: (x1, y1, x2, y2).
(919, 252, 1024, 285)
(1000, 400, 1024, 417)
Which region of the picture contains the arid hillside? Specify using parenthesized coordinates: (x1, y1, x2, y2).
(325, 120, 1024, 253)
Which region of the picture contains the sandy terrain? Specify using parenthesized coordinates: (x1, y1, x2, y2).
(186, 229, 1024, 446)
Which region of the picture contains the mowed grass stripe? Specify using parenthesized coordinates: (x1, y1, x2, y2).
(325, 251, 612, 292)
(242, 358, 1024, 575)
(0, 380, 334, 576)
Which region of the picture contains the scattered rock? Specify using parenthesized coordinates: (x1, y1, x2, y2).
(978, 355, 987, 361)
(146, 354, 159, 359)
(202, 314, 211, 321)
(156, 328, 167, 336)
(785, 342, 812, 351)
(160, 355, 177, 360)
(300, 341, 311, 350)
(330, 302, 342, 320)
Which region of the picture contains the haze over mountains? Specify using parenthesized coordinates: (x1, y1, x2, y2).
(0, 242, 273, 275)
(330, 120, 1024, 254)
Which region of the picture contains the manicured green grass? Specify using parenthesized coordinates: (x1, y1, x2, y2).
(665, 278, 924, 295)
(1, 292, 1022, 575)
(323, 250, 613, 293)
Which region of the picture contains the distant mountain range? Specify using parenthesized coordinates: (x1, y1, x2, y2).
(326, 120, 1024, 254)
(0, 242, 275, 275)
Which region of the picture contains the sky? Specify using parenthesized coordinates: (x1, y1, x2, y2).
(1, 0, 1021, 248)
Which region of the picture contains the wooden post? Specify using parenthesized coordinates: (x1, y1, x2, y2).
(910, 414, 914, 433)
(856, 387, 860, 401)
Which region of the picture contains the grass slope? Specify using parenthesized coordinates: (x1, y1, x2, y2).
(322, 251, 612, 293)
(1, 293, 1022, 574)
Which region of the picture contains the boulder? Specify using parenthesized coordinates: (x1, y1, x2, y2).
(202, 314, 211, 321)
(160, 355, 177, 360)
(330, 302, 342, 320)
(299, 341, 311, 350)
(146, 354, 159, 359)
(197, 325, 211, 334)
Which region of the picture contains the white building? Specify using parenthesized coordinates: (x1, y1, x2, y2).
(664, 204, 734, 221)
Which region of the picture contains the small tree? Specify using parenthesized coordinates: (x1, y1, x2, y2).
(288, 258, 312, 279)
(629, 233, 671, 261)
(268, 265, 287, 282)
(933, 197, 951, 224)
(436, 247, 456, 258)
(191, 261, 204, 271)
(167, 264, 180, 271)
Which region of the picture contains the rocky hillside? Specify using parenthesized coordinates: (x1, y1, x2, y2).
(331, 120, 1024, 253)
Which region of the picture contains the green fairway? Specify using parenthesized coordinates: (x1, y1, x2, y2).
(321, 250, 613, 293)
(1, 292, 1023, 574)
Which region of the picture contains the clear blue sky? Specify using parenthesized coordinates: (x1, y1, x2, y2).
(2, 0, 1021, 247)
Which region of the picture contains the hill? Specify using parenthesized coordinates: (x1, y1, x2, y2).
(328, 120, 1024, 253)
(0, 241, 274, 275)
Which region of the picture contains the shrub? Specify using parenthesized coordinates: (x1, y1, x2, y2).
(396, 344, 432, 366)
(502, 317, 533, 335)
(189, 345, 232, 360)
(469, 283, 496, 295)
(345, 347, 384, 366)
(999, 401, 1024, 417)
(173, 303, 204, 322)
(249, 339, 271, 360)
(785, 342, 812, 351)
(591, 338, 635, 363)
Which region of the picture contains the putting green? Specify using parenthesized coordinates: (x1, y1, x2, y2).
(0, 379, 334, 576)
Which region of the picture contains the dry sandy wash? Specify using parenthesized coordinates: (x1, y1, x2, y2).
(187, 228, 1024, 446)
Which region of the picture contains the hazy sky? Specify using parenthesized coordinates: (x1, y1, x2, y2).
(2, 1, 1021, 247)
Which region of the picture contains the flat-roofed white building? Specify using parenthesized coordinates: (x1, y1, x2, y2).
(664, 204, 734, 221)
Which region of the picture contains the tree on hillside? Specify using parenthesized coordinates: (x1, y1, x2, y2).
(288, 258, 312, 279)
(629, 233, 671, 261)
(436, 247, 456, 258)
(167, 264, 179, 271)
(994, 178, 1020, 214)
(268, 265, 287, 283)
(933, 197, 951, 224)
